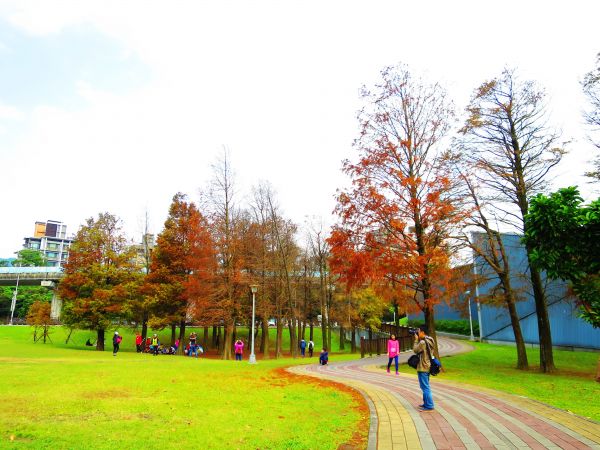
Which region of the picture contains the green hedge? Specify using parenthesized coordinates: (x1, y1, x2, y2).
(407, 319, 479, 336)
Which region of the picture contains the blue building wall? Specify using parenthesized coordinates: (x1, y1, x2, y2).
(476, 233, 600, 350)
(410, 233, 600, 350)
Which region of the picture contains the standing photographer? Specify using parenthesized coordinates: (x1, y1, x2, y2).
(413, 325, 436, 411)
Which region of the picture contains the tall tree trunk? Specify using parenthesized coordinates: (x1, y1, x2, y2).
(222, 321, 234, 360)
(501, 274, 528, 370)
(203, 326, 209, 349)
(96, 328, 105, 351)
(288, 321, 297, 357)
(141, 310, 149, 351)
(178, 320, 186, 354)
(528, 262, 556, 372)
(170, 323, 176, 346)
(212, 325, 217, 348)
(217, 326, 222, 354)
(506, 297, 528, 370)
(423, 305, 438, 356)
(327, 319, 332, 353)
(276, 322, 283, 358)
(596, 356, 600, 383)
(261, 315, 270, 359)
(339, 325, 345, 350)
(309, 322, 314, 341)
(351, 326, 356, 353)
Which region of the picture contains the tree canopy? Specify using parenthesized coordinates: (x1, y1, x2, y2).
(524, 187, 600, 328)
(58, 213, 140, 350)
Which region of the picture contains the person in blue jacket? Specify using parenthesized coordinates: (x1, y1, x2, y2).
(319, 348, 328, 365)
(300, 339, 307, 357)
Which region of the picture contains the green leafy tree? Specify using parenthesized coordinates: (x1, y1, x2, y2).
(524, 187, 600, 381)
(58, 213, 139, 351)
(14, 249, 46, 267)
(524, 187, 600, 325)
(0, 286, 53, 321)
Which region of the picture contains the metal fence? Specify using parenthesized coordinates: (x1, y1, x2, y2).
(359, 324, 412, 358)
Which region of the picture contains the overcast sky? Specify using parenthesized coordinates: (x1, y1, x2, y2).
(1, 1, 599, 257)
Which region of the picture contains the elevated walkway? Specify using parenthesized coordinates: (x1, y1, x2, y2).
(0, 267, 64, 286)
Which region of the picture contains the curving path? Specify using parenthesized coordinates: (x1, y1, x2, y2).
(288, 338, 600, 450)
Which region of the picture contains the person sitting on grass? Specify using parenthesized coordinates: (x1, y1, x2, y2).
(319, 348, 329, 365)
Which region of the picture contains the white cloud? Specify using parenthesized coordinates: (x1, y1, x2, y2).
(0, 102, 23, 120)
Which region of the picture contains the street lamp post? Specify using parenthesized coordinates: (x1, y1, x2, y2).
(465, 290, 475, 341)
(9, 273, 20, 326)
(249, 285, 258, 364)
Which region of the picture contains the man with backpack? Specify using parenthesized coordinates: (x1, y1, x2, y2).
(412, 325, 436, 412)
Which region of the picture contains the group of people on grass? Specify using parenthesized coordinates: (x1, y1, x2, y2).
(129, 331, 203, 356)
(113, 330, 330, 365)
(386, 325, 437, 412)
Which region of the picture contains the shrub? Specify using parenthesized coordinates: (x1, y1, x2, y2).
(407, 319, 479, 336)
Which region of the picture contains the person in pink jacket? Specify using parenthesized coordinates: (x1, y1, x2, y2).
(387, 334, 400, 375)
(234, 339, 244, 361)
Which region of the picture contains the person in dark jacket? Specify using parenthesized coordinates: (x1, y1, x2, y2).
(112, 332, 122, 356)
(300, 339, 306, 357)
(319, 348, 328, 365)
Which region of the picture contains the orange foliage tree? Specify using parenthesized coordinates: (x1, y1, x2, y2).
(145, 193, 215, 349)
(58, 213, 139, 351)
(328, 64, 466, 345)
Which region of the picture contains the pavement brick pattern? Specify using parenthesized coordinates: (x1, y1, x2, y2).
(288, 338, 600, 450)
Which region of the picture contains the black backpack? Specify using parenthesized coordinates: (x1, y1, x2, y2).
(425, 341, 442, 376)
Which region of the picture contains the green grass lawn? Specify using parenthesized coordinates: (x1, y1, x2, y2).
(397, 341, 600, 421)
(0, 326, 365, 449)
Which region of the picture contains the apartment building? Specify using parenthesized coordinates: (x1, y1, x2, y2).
(23, 220, 73, 267)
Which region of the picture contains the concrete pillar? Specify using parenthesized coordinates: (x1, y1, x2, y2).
(50, 291, 62, 320)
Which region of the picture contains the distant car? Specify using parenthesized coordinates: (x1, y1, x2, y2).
(268, 319, 276, 327)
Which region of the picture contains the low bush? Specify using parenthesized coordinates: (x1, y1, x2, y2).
(407, 319, 479, 336)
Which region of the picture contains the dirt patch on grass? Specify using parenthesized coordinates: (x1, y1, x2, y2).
(272, 367, 369, 450)
(82, 389, 131, 399)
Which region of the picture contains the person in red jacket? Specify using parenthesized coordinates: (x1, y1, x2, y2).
(387, 334, 400, 375)
(135, 332, 143, 353)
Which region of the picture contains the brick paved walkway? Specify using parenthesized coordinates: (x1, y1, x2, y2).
(289, 338, 600, 450)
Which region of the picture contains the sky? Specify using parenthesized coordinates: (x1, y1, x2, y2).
(1, 1, 599, 257)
